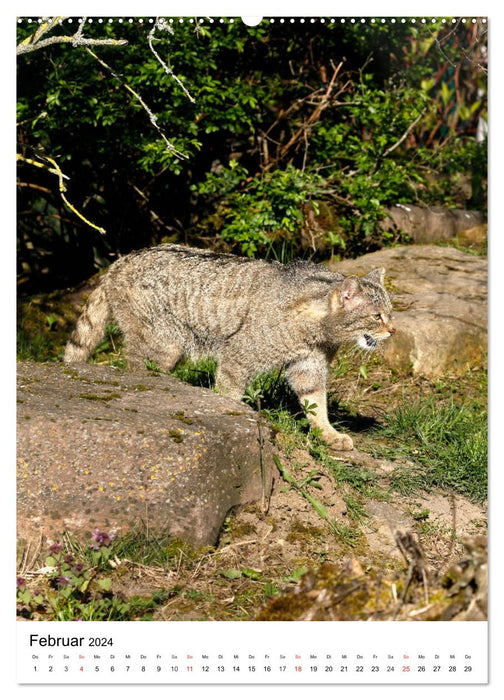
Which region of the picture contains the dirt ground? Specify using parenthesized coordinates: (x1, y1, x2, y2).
(99, 360, 486, 623)
(17, 324, 487, 623)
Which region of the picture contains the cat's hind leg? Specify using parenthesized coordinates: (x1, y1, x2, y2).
(121, 322, 184, 373)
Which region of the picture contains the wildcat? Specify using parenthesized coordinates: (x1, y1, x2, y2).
(64, 243, 395, 450)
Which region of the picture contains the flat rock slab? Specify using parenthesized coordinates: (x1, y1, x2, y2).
(17, 362, 277, 548)
(330, 245, 487, 376)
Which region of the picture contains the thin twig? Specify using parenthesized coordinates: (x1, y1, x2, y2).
(392, 530, 429, 619)
(17, 153, 106, 234)
(432, 19, 488, 75)
(85, 47, 188, 160)
(217, 539, 258, 554)
(381, 108, 427, 159)
(148, 18, 195, 103)
(263, 61, 345, 171)
(256, 395, 270, 514)
(16, 182, 53, 194)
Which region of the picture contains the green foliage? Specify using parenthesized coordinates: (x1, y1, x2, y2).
(17, 17, 487, 292)
(193, 163, 324, 257)
(91, 323, 125, 366)
(421, 137, 488, 210)
(17, 324, 56, 362)
(17, 296, 73, 362)
(169, 357, 217, 389)
(16, 531, 170, 621)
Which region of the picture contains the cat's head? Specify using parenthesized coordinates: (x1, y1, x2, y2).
(328, 268, 395, 349)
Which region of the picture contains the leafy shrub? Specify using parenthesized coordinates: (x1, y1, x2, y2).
(192, 163, 329, 257)
(17, 18, 487, 291)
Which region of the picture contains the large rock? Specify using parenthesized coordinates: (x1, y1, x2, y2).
(381, 204, 485, 244)
(17, 362, 277, 548)
(300, 201, 485, 253)
(330, 245, 487, 376)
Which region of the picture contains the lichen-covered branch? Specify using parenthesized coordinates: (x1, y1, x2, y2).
(17, 153, 106, 234)
(85, 47, 189, 160)
(148, 18, 195, 104)
(16, 16, 128, 55)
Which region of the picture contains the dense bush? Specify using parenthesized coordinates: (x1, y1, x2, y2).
(17, 17, 487, 292)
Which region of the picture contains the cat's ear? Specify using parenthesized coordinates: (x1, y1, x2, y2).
(364, 267, 385, 286)
(330, 276, 362, 311)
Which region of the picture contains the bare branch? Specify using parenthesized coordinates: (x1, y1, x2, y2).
(17, 153, 106, 234)
(430, 18, 488, 75)
(263, 61, 345, 172)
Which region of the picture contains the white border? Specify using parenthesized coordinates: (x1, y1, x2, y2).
(5, 3, 502, 698)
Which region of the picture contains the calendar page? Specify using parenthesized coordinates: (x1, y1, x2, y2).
(14, 2, 490, 690)
(17, 620, 487, 683)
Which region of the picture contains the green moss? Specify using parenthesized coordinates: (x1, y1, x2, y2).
(168, 430, 184, 443)
(221, 519, 256, 540)
(78, 393, 121, 402)
(17, 296, 74, 362)
(171, 411, 194, 425)
(255, 564, 375, 621)
(286, 520, 325, 543)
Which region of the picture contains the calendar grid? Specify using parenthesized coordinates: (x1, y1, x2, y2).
(17, 620, 488, 684)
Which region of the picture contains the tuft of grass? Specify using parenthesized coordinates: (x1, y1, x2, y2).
(90, 323, 126, 367)
(169, 357, 216, 389)
(17, 327, 56, 362)
(110, 525, 207, 568)
(309, 438, 383, 500)
(373, 396, 487, 502)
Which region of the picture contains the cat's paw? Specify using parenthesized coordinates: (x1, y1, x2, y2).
(322, 429, 354, 451)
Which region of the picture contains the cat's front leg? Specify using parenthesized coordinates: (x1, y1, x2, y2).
(286, 359, 354, 451)
(300, 388, 354, 451)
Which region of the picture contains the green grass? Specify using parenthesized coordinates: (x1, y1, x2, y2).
(371, 396, 487, 502)
(169, 357, 217, 388)
(17, 327, 56, 362)
(111, 526, 207, 567)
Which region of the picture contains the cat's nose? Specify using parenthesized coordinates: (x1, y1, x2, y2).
(388, 326, 396, 336)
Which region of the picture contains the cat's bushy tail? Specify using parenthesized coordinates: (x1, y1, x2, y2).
(64, 284, 111, 364)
